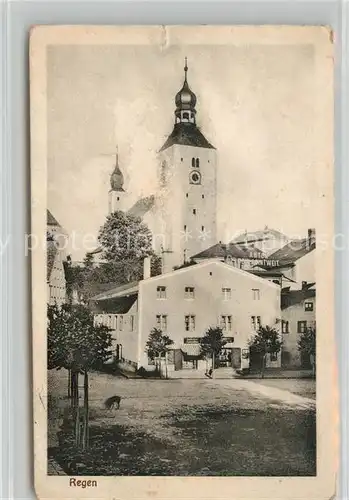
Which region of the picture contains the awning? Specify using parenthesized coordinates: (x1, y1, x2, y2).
(181, 344, 202, 357)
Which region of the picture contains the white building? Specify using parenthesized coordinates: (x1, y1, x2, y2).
(92, 260, 281, 375)
(230, 227, 290, 257)
(47, 210, 67, 306)
(267, 229, 316, 290)
(281, 285, 316, 368)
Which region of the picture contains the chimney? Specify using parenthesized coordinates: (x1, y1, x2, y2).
(143, 256, 151, 280)
(308, 228, 316, 246)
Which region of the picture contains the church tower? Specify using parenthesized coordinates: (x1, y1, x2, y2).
(108, 147, 128, 214)
(158, 59, 217, 272)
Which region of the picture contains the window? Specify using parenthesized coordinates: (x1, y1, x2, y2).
(157, 286, 166, 299)
(252, 289, 260, 300)
(202, 194, 205, 199)
(305, 302, 314, 312)
(184, 225, 187, 231)
(119, 315, 124, 331)
(220, 315, 232, 332)
(298, 321, 307, 333)
(251, 316, 261, 330)
(240, 262, 244, 269)
(181, 158, 183, 162)
(201, 226, 205, 231)
(185, 286, 195, 299)
(193, 209, 197, 215)
(185, 315, 196, 331)
(282, 320, 289, 334)
(222, 287, 232, 300)
(192, 158, 195, 168)
(186, 193, 188, 198)
(270, 352, 278, 362)
(117, 196, 120, 201)
(130, 315, 134, 331)
(156, 314, 168, 332)
(183, 112, 189, 120)
(196, 158, 200, 168)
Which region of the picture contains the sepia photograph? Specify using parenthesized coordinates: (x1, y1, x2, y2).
(31, 25, 336, 498)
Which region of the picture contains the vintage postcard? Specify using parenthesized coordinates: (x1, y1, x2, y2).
(30, 26, 336, 499)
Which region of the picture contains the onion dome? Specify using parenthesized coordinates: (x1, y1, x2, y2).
(175, 58, 197, 124)
(110, 147, 125, 192)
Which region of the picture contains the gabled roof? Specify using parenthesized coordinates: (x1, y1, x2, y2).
(127, 195, 155, 218)
(90, 280, 139, 302)
(142, 259, 280, 289)
(159, 123, 215, 152)
(231, 227, 288, 244)
(281, 288, 316, 309)
(269, 238, 315, 266)
(47, 210, 60, 226)
(47, 240, 58, 280)
(191, 242, 249, 260)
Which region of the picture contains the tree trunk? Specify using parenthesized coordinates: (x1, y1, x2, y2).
(74, 371, 80, 447)
(212, 351, 215, 378)
(70, 370, 76, 409)
(158, 357, 162, 378)
(165, 352, 168, 380)
(261, 354, 266, 379)
(82, 369, 89, 450)
(68, 369, 72, 399)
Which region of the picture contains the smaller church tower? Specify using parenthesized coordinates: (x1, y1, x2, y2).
(108, 146, 128, 214)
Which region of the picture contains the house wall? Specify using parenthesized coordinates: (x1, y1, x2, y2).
(294, 251, 315, 286)
(279, 250, 315, 289)
(48, 250, 66, 307)
(94, 299, 139, 363)
(138, 262, 281, 369)
(281, 296, 316, 368)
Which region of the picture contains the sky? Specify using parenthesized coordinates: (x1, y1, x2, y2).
(47, 42, 318, 260)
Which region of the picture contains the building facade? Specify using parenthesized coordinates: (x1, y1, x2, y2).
(47, 210, 67, 306)
(230, 227, 290, 257)
(281, 286, 316, 368)
(92, 260, 281, 374)
(268, 229, 316, 290)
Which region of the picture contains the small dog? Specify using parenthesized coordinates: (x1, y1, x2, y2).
(104, 395, 121, 410)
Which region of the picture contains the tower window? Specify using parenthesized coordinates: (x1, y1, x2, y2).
(201, 226, 204, 231)
(196, 158, 200, 168)
(192, 158, 195, 168)
(181, 158, 183, 162)
(185, 286, 195, 299)
(186, 193, 188, 198)
(117, 197, 120, 201)
(202, 194, 205, 199)
(193, 209, 197, 215)
(184, 225, 187, 231)
(183, 112, 189, 120)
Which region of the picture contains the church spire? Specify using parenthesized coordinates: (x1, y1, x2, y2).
(174, 57, 197, 125)
(110, 145, 125, 192)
